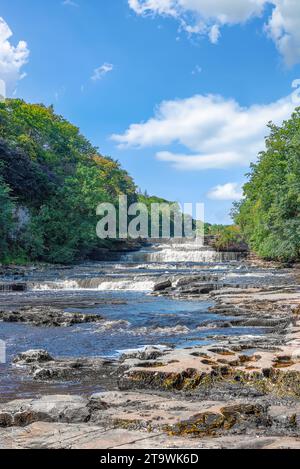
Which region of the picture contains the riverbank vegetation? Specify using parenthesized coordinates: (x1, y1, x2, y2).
(0, 99, 139, 264)
(234, 108, 300, 262)
(204, 224, 246, 252)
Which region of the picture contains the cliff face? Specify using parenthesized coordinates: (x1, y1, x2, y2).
(0, 140, 55, 207)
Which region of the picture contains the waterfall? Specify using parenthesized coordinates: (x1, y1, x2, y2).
(31, 276, 155, 291)
(29, 240, 244, 292)
(122, 241, 242, 263)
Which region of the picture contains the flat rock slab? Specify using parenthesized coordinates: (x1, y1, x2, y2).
(2, 391, 300, 440)
(0, 422, 176, 449)
(89, 391, 228, 431)
(0, 395, 90, 428)
(2, 422, 300, 449)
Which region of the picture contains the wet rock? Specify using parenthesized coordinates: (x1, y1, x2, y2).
(121, 346, 165, 361)
(13, 350, 53, 365)
(153, 279, 172, 292)
(93, 319, 129, 333)
(175, 275, 218, 287)
(0, 307, 104, 327)
(178, 283, 216, 295)
(237, 317, 293, 328)
(0, 283, 27, 292)
(12, 350, 120, 385)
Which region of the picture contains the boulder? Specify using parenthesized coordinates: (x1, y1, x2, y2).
(153, 279, 172, 292)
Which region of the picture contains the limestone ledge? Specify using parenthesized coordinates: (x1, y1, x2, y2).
(119, 288, 300, 397)
(1, 391, 300, 448)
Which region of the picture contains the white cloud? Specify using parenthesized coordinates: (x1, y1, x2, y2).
(128, 1, 300, 65)
(91, 63, 114, 81)
(266, 0, 300, 67)
(0, 17, 29, 94)
(209, 24, 221, 44)
(207, 182, 243, 200)
(128, 1, 265, 38)
(62, 0, 79, 6)
(112, 89, 296, 170)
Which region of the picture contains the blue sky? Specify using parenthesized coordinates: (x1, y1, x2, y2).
(1, 0, 300, 223)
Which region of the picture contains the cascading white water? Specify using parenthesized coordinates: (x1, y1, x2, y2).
(122, 241, 242, 263)
(30, 241, 244, 292)
(32, 277, 155, 291)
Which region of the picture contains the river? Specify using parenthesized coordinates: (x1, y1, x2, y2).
(0, 241, 291, 400)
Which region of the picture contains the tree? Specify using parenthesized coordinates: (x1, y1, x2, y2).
(235, 107, 300, 261)
(0, 99, 137, 263)
(0, 177, 14, 260)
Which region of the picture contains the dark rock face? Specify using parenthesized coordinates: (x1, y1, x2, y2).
(0, 283, 27, 292)
(13, 350, 53, 365)
(152, 275, 219, 297)
(178, 283, 216, 295)
(0, 307, 104, 327)
(153, 279, 172, 292)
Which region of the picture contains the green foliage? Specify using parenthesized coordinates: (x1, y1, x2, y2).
(0, 176, 15, 260)
(213, 225, 244, 251)
(204, 223, 244, 250)
(235, 107, 300, 261)
(0, 99, 137, 264)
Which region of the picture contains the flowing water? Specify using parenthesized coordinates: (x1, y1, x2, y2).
(0, 242, 291, 400)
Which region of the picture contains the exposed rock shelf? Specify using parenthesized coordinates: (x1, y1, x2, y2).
(0, 307, 104, 327)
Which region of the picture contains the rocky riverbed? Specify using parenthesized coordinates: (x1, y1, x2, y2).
(1, 244, 300, 449)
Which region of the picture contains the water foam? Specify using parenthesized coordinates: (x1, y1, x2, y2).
(32, 277, 155, 292)
(122, 243, 242, 263)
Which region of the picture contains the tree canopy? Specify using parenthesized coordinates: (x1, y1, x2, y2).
(234, 107, 300, 261)
(0, 99, 137, 263)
